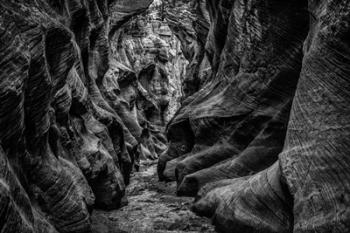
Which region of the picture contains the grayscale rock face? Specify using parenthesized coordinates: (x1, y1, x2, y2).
(158, 0, 350, 232)
(110, 0, 187, 127)
(162, 0, 211, 97)
(1, 0, 349, 233)
(0, 0, 153, 232)
(108, 0, 188, 162)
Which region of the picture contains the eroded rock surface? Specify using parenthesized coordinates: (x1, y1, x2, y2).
(158, 0, 350, 232)
(1, 0, 350, 232)
(106, 0, 190, 163)
(0, 0, 155, 232)
(163, 0, 211, 97)
(111, 0, 188, 125)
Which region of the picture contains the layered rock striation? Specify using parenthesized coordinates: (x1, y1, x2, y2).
(0, 0, 155, 232)
(1, 0, 350, 233)
(163, 0, 211, 97)
(111, 0, 188, 125)
(108, 0, 189, 161)
(159, 0, 350, 232)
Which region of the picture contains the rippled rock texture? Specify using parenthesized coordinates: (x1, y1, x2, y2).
(109, 0, 188, 162)
(111, 0, 188, 125)
(159, 0, 350, 232)
(0, 0, 154, 232)
(163, 0, 211, 97)
(1, 0, 350, 232)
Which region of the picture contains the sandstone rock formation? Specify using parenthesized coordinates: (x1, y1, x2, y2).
(0, 0, 154, 232)
(163, 0, 211, 97)
(159, 0, 308, 186)
(158, 0, 350, 232)
(111, 0, 188, 125)
(1, 0, 350, 232)
(108, 0, 188, 162)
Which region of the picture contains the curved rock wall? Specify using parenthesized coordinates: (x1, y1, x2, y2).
(0, 0, 153, 232)
(107, 0, 190, 162)
(110, 0, 188, 125)
(1, 0, 349, 232)
(159, 0, 350, 232)
(163, 0, 211, 97)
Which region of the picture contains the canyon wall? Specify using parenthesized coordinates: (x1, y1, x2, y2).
(0, 0, 154, 232)
(107, 0, 188, 161)
(111, 0, 188, 125)
(163, 0, 211, 97)
(0, 0, 349, 233)
(159, 0, 350, 232)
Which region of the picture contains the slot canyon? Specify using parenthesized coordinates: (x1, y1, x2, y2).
(0, 0, 349, 233)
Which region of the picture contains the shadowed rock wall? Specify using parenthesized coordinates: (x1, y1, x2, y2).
(163, 0, 211, 97)
(1, 0, 349, 232)
(159, 0, 350, 232)
(108, 0, 189, 161)
(0, 0, 153, 232)
(110, 0, 188, 125)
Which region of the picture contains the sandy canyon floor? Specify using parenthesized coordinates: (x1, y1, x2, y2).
(91, 161, 216, 233)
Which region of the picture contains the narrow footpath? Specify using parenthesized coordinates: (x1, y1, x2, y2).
(91, 161, 216, 233)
